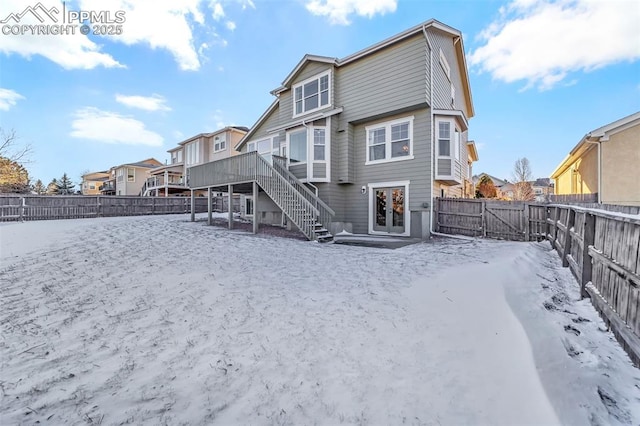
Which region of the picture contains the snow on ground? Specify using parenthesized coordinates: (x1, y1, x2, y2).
(1, 214, 639, 425)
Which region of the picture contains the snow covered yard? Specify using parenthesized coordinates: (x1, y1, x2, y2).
(1, 214, 639, 425)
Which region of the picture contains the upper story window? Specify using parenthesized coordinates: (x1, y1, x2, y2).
(127, 167, 135, 182)
(213, 134, 226, 152)
(185, 140, 200, 166)
(293, 71, 330, 117)
(365, 116, 414, 165)
(437, 118, 462, 161)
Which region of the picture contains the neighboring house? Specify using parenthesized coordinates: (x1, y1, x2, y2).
(463, 141, 479, 198)
(531, 178, 553, 202)
(80, 171, 109, 195)
(188, 19, 475, 240)
(143, 127, 248, 197)
(100, 158, 162, 196)
(551, 111, 640, 206)
(473, 173, 510, 198)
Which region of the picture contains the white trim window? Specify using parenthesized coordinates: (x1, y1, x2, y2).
(127, 167, 135, 182)
(213, 134, 226, 153)
(288, 129, 307, 164)
(284, 118, 331, 182)
(365, 116, 414, 165)
(185, 140, 200, 166)
(293, 71, 330, 117)
(243, 195, 254, 217)
(437, 119, 453, 157)
(248, 136, 280, 164)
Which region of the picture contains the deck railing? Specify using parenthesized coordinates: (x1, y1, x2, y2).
(188, 152, 334, 240)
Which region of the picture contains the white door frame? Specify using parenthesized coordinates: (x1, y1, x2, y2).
(368, 180, 410, 236)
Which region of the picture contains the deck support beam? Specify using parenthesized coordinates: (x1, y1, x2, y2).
(207, 187, 212, 225)
(253, 182, 259, 234)
(190, 190, 195, 222)
(228, 184, 233, 230)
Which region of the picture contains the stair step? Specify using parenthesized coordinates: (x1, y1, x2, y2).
(316, 234, 334, 243)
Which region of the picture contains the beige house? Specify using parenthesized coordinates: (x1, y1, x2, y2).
(551, 111, 640, 206)
(143, 127, 248, 197)
(80, 171, 110, 195)
(99, 158, 162, 196)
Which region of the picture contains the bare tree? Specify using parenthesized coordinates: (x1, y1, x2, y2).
(512, 157, 535, 201)
(0, 128, 32, 164)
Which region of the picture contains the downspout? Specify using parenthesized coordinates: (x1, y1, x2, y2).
(584, 136, 602, 203)
(423, 25, 435, 234)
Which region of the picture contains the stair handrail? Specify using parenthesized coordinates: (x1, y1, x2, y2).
(272, 155, 335, 217)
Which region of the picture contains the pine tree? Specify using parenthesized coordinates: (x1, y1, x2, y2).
(47, 178, 59, 195)
(32, 179, 46, 195)
(58, 173, 75, 195)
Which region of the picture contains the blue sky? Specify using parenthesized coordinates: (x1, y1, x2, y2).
(1, 0, 639, 186)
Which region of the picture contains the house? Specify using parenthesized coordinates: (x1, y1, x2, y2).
(143, 127, 249, 197)
(551, 111, 640, 206)
(463, 141, 479, 198)
(100, 158, 162, 196)
(531, 178, 553, 202)
(80, 171, 110, 195)
(187, 19, 475, 240)
(473, 173, 509, 198)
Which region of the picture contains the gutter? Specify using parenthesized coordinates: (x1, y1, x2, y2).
(423, 25, 435, 234)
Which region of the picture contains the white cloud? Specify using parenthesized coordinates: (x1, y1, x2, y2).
(79, 0, 205, 71)
(212, 110, 226, 129)
(0, 0, 123, 70)
(0, 88, 25, 111)
(469, 0, 640, 90)
(305, 0, 397, 25)
(70, 107, 163, 147)
(211, 1, 225, 20)
(226, 21, 236, 31)
(115, 94, 171, 112)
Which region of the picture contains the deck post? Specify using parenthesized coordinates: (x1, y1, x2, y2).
(190, 190, 195, 222)
(228, 184, 233, 230)
(207, 187, 212, 225)
(253, 182, 259, 234)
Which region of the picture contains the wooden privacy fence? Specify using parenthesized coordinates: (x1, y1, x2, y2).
(435, 198, 547, 241)
(0, 195, 210, 222)
(547, 204, 640, 366)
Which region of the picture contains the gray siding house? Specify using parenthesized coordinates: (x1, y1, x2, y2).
(188, 19, 475, 240)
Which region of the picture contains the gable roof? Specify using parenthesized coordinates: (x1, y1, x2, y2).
(551, 111, 640, 179)
(178, 126, 249, 147)
(238, 19, 474, 151)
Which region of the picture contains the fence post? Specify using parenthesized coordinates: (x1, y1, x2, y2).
(152, 197, 156, 215)
(190, 191, 195, 221)
(550, 206, 559, 248)
(562, 208, 575, 267)
(581, 212, 596, 299)
(97, 196, 102, 217)
(481, 200, 487, 238)
(19, 196, 25, 221)
(524, 203, 530, 241)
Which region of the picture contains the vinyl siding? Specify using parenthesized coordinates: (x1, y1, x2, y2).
(426, 28, 470, 118)
(335, 33, 428, 122)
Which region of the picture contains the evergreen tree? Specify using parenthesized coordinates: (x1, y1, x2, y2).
(32, 179, 46, 195)
(47, 178, 59, 195)
(58, 173, 75, 195)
